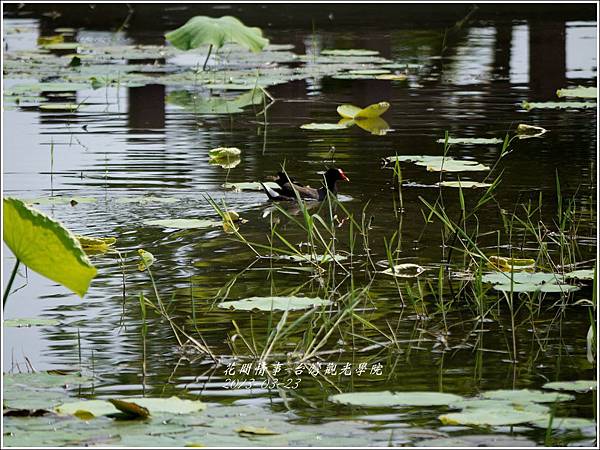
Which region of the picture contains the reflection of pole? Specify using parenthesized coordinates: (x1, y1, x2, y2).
(128, 84, 165, 130)
(493, 23, 512, 80)
(529, 20, 566, 99)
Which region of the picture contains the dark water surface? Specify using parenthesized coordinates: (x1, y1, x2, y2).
(2, 3, 598, 446)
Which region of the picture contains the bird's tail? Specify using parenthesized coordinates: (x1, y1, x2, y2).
(260, 182, 280, 201)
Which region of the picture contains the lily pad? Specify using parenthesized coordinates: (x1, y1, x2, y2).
(209, 147, 241, 159)
(4, 318, 60, 327)
(529, 417, 596, 430)
(416, 435, 536, 447)
(481, 389, 574, 403)
(166, 89, 264, 115)
(300, 122, 351, 131)
(76, 235, 116, 256)
(25, 196, 96, 206)
(42, 43, 80, 51)
(321, 49, 380, 56)
(521, 101, 596, 110)
(436, 137, 503, 145)
(386, 155, 489, 172)
(236, 426, 280, 435)
(381, 263, 425, 278)
(564, 269, 595, 280)
(56, 396, 205, 418)
(437, 181, 492, 188)
(376, 73, 408, 81)
(482, 271, 578, 293)
(218, 296, 332, 311)
(144, 219, 221, 230)
(330, 391, 463, 407)
(3, 197, 97, 297)
(337, 104, 363, 119)
(6, 82, 90, 95)
(4, 371, 92, 389)
(542, 380, 597, 393)
(556, 86, 597, 99)
(439, 403, 548, 426)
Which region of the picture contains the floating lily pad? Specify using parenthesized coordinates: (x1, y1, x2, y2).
(482, 271, 578, 293)
(542, 380, 597, 393)
(166, 89, 264, 114)
(481, 389, 574, 403)
(25, 196, 96, 206)
(521, 101, 596, 110)
(330, 391, 463, 407)
(337, 104, 363, 119)
(439, 403, 548, 426)
(564, 269, 595, 280)
(529, 417, 596, 430)
(4, 371, 92, 389)
(416, 435, 536, 447)
(321, 49, 380, 56)
(4, 318, 60, 327)
(42, 43, 80, 51)
(6, 82, 90, 95)
(381, 263, 425, 278)
(300, 122, 351, 131)
(436, 137, 503, 145)
(347, 69, 390, 76)
(386, 155, 489, 172)
(556, 86, 597, 99)
(144, 219, 221, 230)
(437, 181, 492, 188)
(218, 296, 332, 311)
(223, 181, 280, 191)
(56, 396, 205, 418)
(75, 235, 116, 256)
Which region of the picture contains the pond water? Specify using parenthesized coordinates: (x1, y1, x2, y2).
(2, 3, 598, 447)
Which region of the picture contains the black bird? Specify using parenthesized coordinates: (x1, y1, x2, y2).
(261, 168, 350, 202)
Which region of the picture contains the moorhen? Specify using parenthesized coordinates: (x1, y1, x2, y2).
(261, 168, 350, 202)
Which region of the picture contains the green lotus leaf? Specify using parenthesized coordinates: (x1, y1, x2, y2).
(529, 417, 596, 430)
(386, 155, 490, 172)
(3, 197, 97, 297)
(330, 391, 463, 407)
(56, 396, 205, 418)
(439, 403, 548, 426)
(165, 16, 268, 52)
(4, 371, 92, 389)
(564, 269, 595, 280)
(223, 181, 280, 191)
(218, 296, 332, 311)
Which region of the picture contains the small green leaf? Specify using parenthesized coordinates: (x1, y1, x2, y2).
(3, 197, 97, 297)
(381, 263, 425, 278)
(223, 181, 280, 191)
(437, 181, 492, 188)
(481, 389, 574, 403)
(236, 426, 280, 435)
(336, 104, 363, 119)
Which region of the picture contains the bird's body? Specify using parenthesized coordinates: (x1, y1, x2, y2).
(261, 168, 349, 202)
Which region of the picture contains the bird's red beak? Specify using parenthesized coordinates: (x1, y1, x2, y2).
(339, 169, 350, 182)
